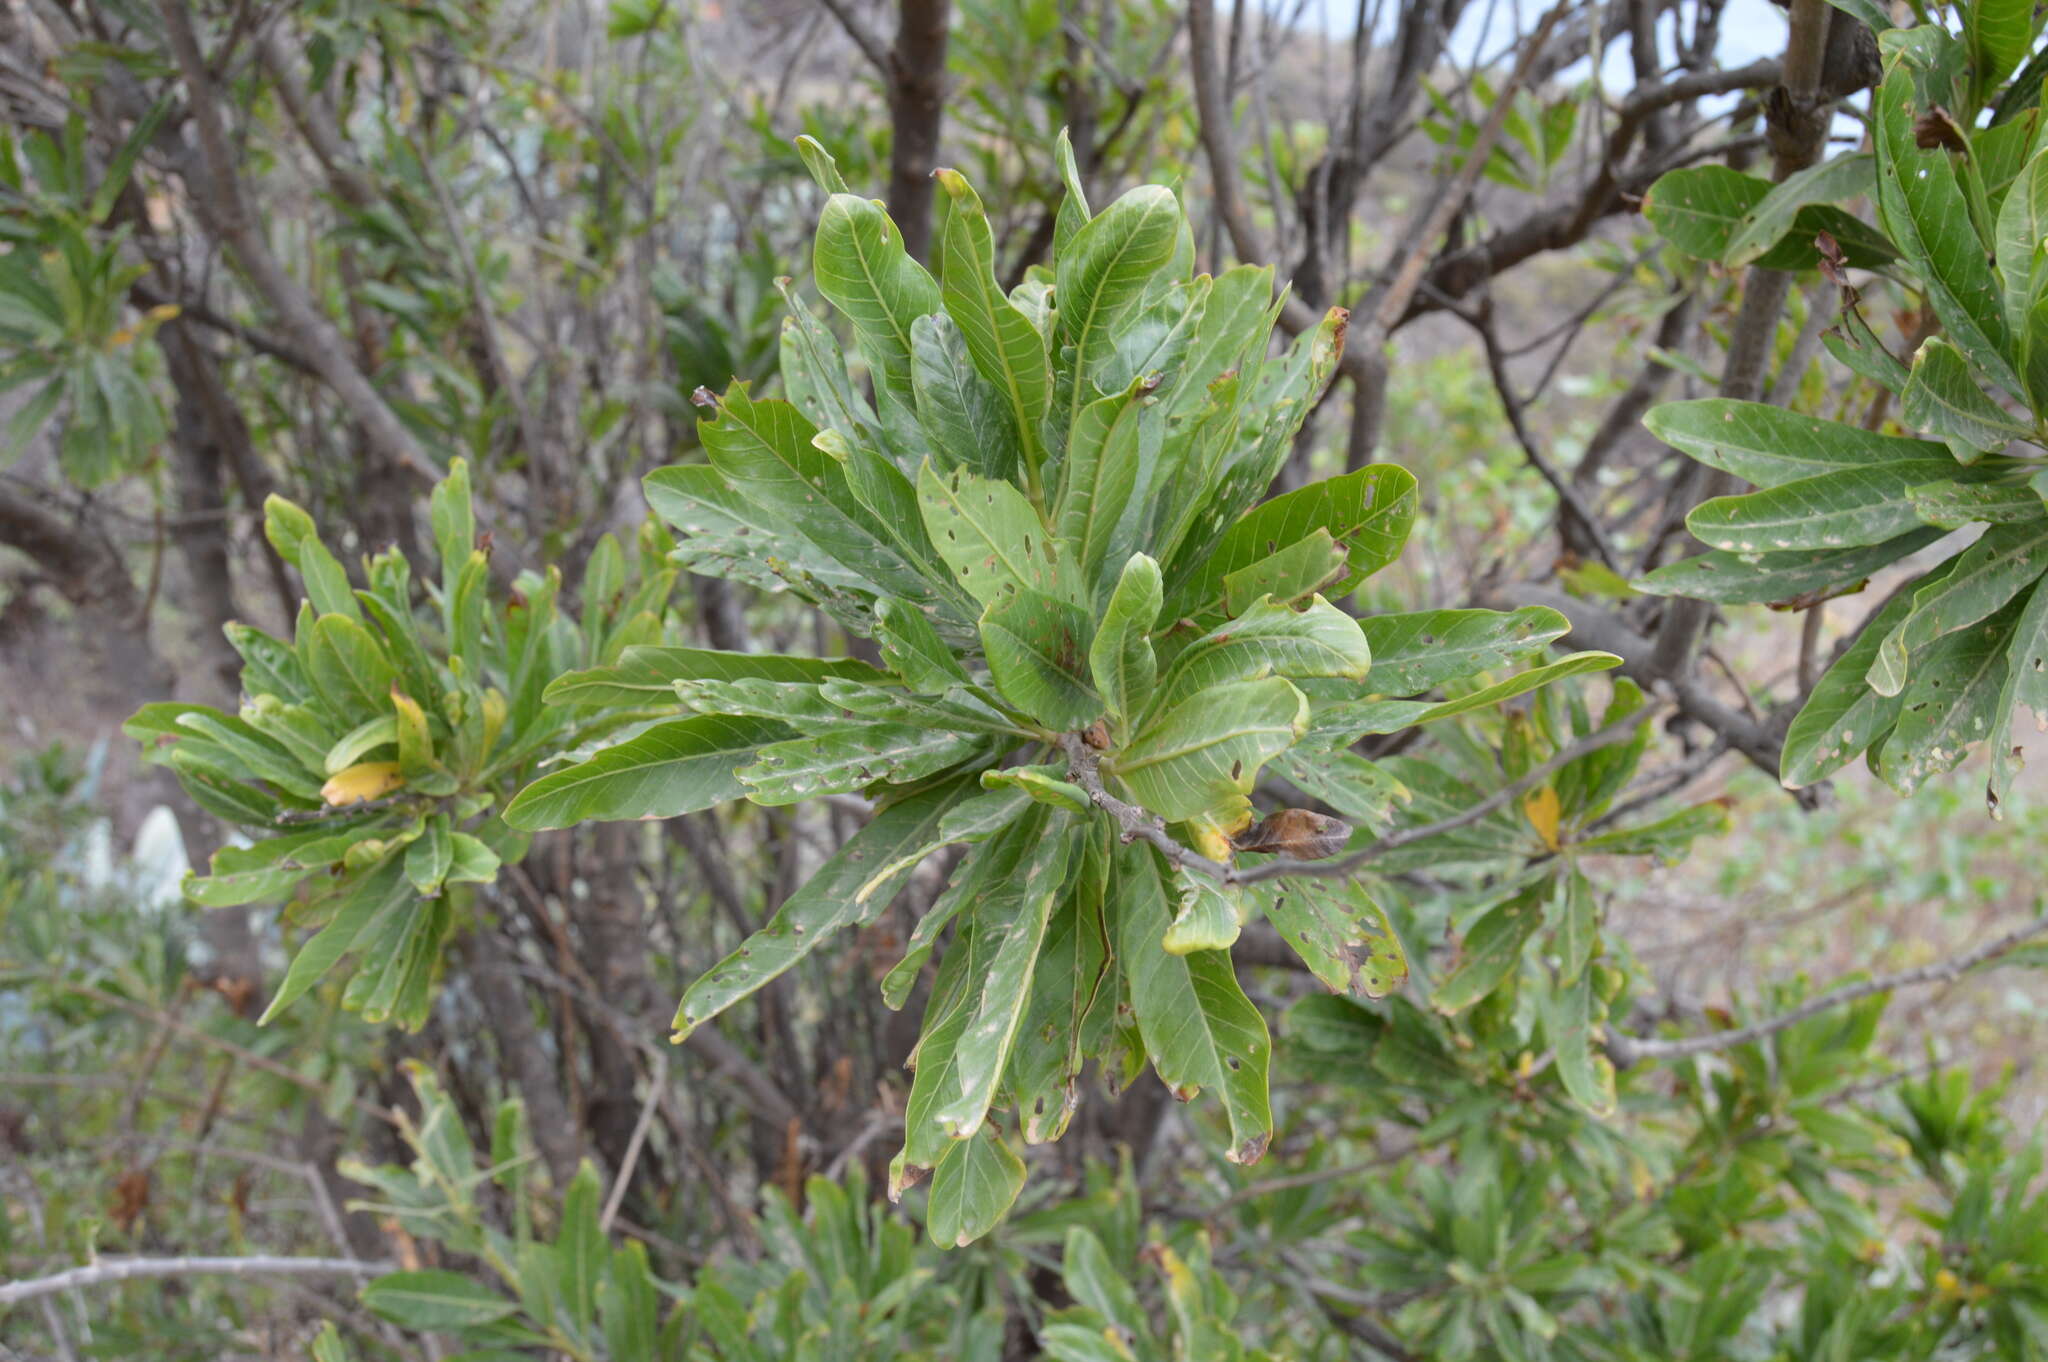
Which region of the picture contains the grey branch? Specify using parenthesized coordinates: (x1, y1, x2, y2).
(1607, 912, 2048, 1067)
(1230, 700, 1667, 885)
(1065, 702, 1668, 891)
(0, 1254, 391, 1306)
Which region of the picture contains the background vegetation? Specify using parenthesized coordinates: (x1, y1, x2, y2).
(3, 0, 2048, 1357)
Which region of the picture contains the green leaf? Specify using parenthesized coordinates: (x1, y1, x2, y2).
(1546, 972, 1617, 1118)
(934, 168, 1050, 476)
(1432, 882, 1547, 1015)
(1109, 677, 1307, 824)
(1724, 152, 1877, 266)
(794, 134, 850, 193)
(1148, 595, 1372, 714)
(925, 1123, 1026, 1248)
(1867, 522, 2048, 696)
(1359, 606, 1570, 696)
(738, 723, 986, 805)
(979, 764, 1092, 814)
(444, 832, 501, 885)
(362, 1270, 518, 1330)
(813, 192, 941, 416)
(324, 715, 397, 776)
(1874, 63, 2021, 397)
(912, 311, 1022, 481)
(877, 597, 975, 692)
(1910, 481, 2047, 529)
(305, 616, 397, 716)
(1271, 749, 1410, 826)
(1055, 378, 1156, 599)
(1995, 146, 2048, 338)
(1118, 846, 1273, 1164)
(880, 822, 1009, 1010)
(546, 646, 882, 708)
(1989, 577, 2048, 811)
(1392, 651, 1623, 729)
(1186, 465, 1418, 609)
(1781, 564, 1941, 786)
(404, 815, 453, 895)
(1644, 166, 1773, 258)
(1686, 461, 1980, 551)
(1090, 553, 1162, 725)
(265, 495, 359, 621)
(644, 461, 874, 606)
(695, 382, 943, 605)
(1903, 337, 2032, 456)
(260, 856, 413, 1024)
(918, 460, 1069, 605)
(502, 715, 789, 830)
(1634, 531, 1945, 604)
(670, 777, 971, 1038)
(1218, 530, 1352, 618)
(1966, 0, 2035, 90)
(931, 821, 1078, 1138)
(980, 587, 1101, 730)
(1555, 868, 1597, 985)
(1879, 596, 2023, 794)
(1162, 870, 1244, 954)
(1055, 184, 1183, 427)
(1256, 876, 1407, 998)
(1646, 398, 1955, 487)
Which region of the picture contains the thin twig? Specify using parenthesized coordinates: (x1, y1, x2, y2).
(1231, 701, 1669, 885)
(0, 1255, 392, 1306)
(1607, 912, 2048, 1066)
(599, 1052, 667, 1234)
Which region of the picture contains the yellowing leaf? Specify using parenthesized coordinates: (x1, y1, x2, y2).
(322, 761, 405, 806)
(1524, 785, 1562, 850)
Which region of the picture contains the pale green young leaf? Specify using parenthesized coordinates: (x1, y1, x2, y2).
(1546, 972, 1617, 1118)
(1089, 552, 1162, 725)
(1149, 595, 1372, 716)
(1161, 870, 1243, 954)
(259, 855, 412, 1024)
(1110, 676, 1307, 824)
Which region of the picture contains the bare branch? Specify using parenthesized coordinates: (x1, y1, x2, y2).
(0, 1255, 392, 1307)
(1230, 700, 1669, 886)
(156, 0, 431, 482)
(1608, 912, 2048, 1066)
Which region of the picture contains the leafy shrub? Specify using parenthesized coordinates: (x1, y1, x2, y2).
(126, 461, 672, 1029)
